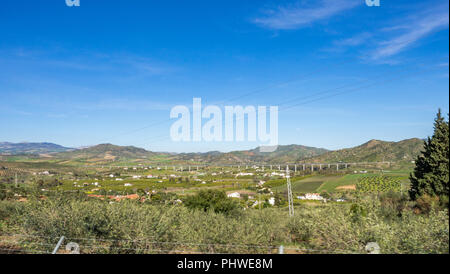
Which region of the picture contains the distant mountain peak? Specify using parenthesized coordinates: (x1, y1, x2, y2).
(0, 142, 72, 154)
(361, 139, 384, 148)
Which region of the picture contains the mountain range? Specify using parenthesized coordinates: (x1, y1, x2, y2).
(0, 142, 72, 154)
(0, 138, 424, 164)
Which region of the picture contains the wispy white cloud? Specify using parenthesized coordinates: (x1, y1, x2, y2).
(253, 0, 360, 30)
(0, 107, 33, 116)
(323, 32, 372, 53)
(1, 48, 176, 76)
(76, 99, 173, 111)
(370, 4, 449, 60)
(334, 32, 372, 47)
(325, 3, 449, 62)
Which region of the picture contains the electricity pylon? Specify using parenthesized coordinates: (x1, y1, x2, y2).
(286, 166, 294, 217)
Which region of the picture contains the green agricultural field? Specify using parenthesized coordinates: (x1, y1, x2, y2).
(273, 176, 334, 194)
(317, 171, 413, 193)
(317, 173, 378, 192)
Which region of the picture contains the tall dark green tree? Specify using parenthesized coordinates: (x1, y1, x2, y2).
(409, 109, 449, 201)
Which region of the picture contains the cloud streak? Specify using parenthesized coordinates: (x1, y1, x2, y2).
(334, 32, 372, 47)
(253, 0, 360, 30)
(370, 4, 449, 60)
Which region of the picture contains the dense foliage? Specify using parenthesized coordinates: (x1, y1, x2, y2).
(0, 193, 448, 254)
(410, 110, 449, 203)
(183, 190, 239, 215)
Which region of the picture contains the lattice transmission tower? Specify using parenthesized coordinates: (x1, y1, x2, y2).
(286, 165, 294, 217)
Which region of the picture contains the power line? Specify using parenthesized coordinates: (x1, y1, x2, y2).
(131, 60, 440, 146)
(93, 56, 372, 145)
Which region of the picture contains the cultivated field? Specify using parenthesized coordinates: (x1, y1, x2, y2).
(0, 160, 448, 254)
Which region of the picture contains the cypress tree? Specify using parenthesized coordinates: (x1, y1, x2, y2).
(409, 109, 449, 201)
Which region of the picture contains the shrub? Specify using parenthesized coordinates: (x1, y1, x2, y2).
(183, 190, 240, 215)
(414, 194, 441, 214)
(0, 194, 448, 254)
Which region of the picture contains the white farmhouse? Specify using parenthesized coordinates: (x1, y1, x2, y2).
(304, 193, 324, 201)
(235, 172, 254, 178)
(227, 192, 240, 198)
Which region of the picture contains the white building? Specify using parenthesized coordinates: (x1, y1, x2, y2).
(235, 172, 253, 177)
(270, 172, 286, 177)
(227, 192, 240, 198)
(304, 193, 324, 201)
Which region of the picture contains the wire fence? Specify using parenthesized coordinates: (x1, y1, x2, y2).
(0, 233, 365, 254)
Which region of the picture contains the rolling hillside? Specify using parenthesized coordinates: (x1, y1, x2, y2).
(305, 138, 424, 163)
(175, 144, 329, 164)
(1, 138, 425, 164)
(54, 143, 166, 163)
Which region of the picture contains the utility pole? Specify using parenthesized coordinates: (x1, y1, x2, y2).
(259, 193, 261, 210)
(286, 166, 294, 217)
(15, 173, 18, 187)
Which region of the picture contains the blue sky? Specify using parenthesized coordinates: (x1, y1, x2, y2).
(0, 0, 448, 152)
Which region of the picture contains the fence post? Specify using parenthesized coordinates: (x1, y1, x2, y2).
(65, 242, 80, 254)
(52, 236, 65, 254)
(365, 242, 380, 254)
(278, 245, 284, 254)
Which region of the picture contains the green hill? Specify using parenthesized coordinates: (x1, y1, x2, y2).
(305, 138, 424, 163)
(175, 144, 329, 164)
(54, 143, 164, 163)
(2, 138, 425, 165)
